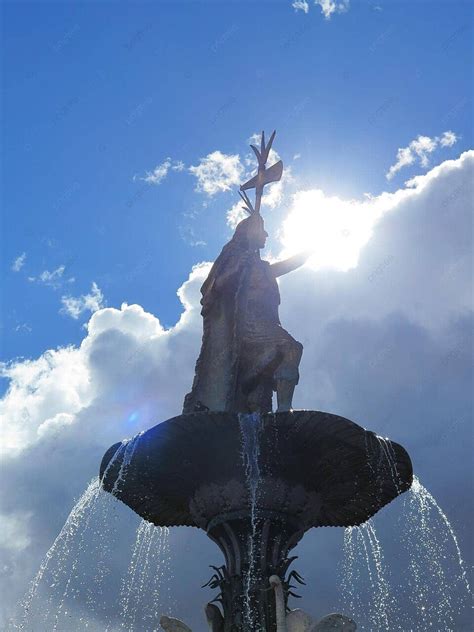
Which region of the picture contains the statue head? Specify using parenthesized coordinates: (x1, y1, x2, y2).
(199, 209, 268, 315)
(233, 213, 268, 251)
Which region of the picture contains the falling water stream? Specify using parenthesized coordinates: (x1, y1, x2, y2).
(343, 438, 470, 631)
(17, 435, 130, 630)
(119, 521, 172, 630)
(18, 477, 103, 631)
(342, 521, 395, 631)
(238, 412, 262, 631)
(15, 433, 172, 631)
(397, 476, 470, 631)
(15, 422, 471, 631)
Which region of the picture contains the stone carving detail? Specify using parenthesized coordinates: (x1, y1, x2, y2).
(183, 131, 309, 415)
(205, 603, 225, 631)
(269, 575, 357, 632)
(159, 615, 192, 632)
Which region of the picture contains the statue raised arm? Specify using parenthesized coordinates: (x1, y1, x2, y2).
(270, 249, 312, 277)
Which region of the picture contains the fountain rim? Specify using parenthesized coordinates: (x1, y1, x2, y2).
(99, 409, 413, 531)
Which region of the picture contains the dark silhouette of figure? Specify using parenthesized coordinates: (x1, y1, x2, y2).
(184, 131, 309, 414)
(183, 211, 308, 414)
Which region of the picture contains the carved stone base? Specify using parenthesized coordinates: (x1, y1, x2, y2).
(205, 512, 303, 631)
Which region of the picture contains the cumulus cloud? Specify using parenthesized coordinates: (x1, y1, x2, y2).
(386, 131, 459, 180)
(11, 252, 26, 272)
(139, 158, 185, 185)
(293, 0, 350, 19)
(1, 153, 472, 629)
(282, 151, 473, 328)
(189, 151, 243, 195)
(280, 163, 430, 272)
(0, 346, 91, 456)
(60, 282, 105, 319)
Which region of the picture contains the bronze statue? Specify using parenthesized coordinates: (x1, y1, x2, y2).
(183, 131, 309, 414)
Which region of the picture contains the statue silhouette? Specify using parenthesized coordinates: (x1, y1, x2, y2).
(184, 131, 310, 414)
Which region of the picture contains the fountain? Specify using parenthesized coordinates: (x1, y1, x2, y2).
(100, 131, 413, 631)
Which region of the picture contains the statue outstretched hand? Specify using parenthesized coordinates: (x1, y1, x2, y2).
(270, 248, 313, 277)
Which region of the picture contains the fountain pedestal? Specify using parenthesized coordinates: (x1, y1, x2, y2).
(205, 512, 304, 631)
(100, 410, 412, 631)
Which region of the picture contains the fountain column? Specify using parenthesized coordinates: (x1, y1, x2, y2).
(205, 513, 303, 631)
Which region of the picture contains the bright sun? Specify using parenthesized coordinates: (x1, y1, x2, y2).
(280, 189, 393, 272)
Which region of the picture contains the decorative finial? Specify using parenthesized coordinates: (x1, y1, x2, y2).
(240, 130, 283, 215)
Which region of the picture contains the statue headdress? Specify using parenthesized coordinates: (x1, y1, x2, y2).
(239, 130, 283, 215)
(201, 130, 284, 314)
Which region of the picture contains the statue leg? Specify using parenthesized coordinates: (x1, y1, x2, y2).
(276, 379, 296, 412)
(240, 326, 303, 413)
(240, 341, 282, 413)
(275, 338, 303, 412)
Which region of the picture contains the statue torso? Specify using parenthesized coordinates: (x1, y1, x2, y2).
(245, 256, 280, 327)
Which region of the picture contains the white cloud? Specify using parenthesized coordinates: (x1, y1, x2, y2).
(293, 0, 350, 19)
(14, 323, 32, 334)
(282, 151, 472, 280)
(0, 512, 32, 552)
(439, 130, 458, 147)
(263, 170, 291, 210)
(281, 150, 473, 332)
(37, 412, 75, 438)
(292, 0, 309, 12)
(28, 265, 75, 289)
(1, 153, 472, 629)
(0, 346, 91, 456)
(0, 267, 208, 459)
(60, 282, 104, 319)
(280, 181, 413, 272)
(386, 131, 459, 180)
(39, 266, 65, 288)
(189, 151, 243, 195)
(139, 158, 185, 185)
(11, 252, 26, 272)
(226, 200, 248, 229)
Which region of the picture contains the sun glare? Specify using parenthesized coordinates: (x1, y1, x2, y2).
(280, 189, 390, 272)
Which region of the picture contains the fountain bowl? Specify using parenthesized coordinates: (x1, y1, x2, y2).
(100, 410, 412, 532)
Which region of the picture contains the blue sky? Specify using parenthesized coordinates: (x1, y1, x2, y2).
(1, 1, 473, 630)
(3, 0, 471, 361)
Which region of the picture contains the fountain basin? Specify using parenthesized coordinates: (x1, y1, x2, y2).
(100, 410, 412, 531)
